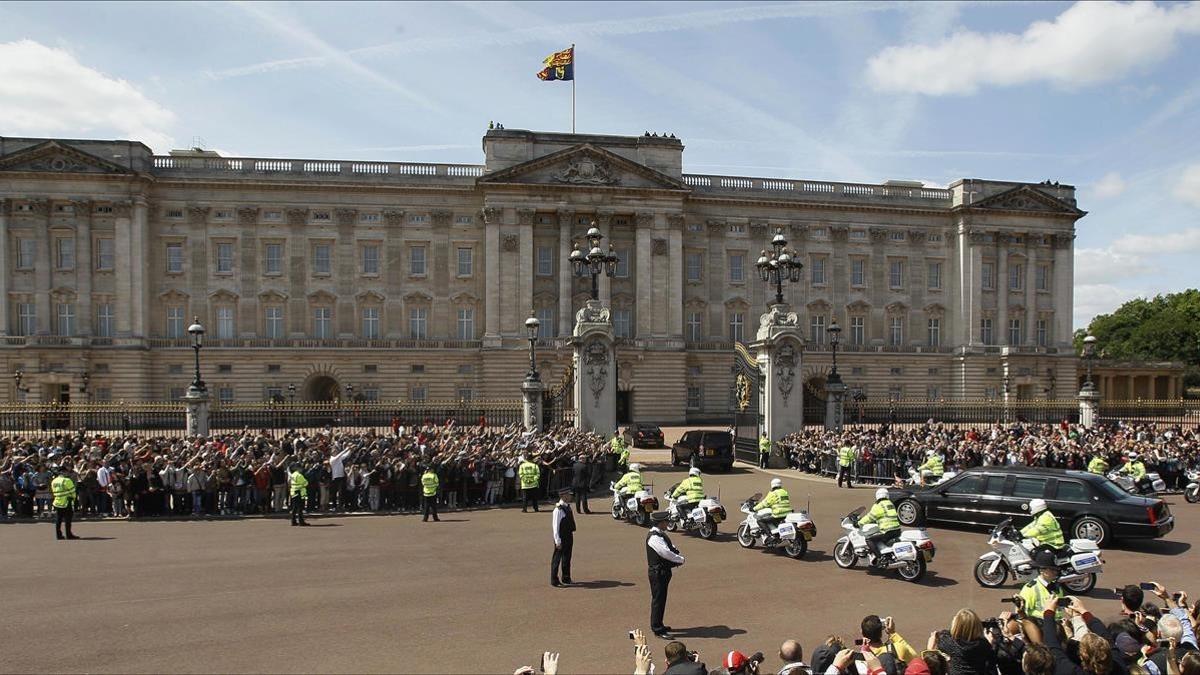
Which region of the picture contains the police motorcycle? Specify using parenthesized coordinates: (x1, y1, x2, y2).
(1106, 470, 1166, 496)
(662, 482, 725, 540)
(1184, 469, 1199, 504)
(610, 481, 659, 527)
(735, 492, 816, 558)
(903, 466, 958, 487)
(972, 517, 1102, 592)
(833, 506, 935, 582)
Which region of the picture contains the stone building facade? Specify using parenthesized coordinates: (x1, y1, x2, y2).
(0, 130, 1085, 423)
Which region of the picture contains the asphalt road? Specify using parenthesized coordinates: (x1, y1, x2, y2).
(1, 455, 1194, 674)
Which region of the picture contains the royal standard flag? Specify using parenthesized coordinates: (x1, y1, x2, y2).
(536, 46, 574, 81)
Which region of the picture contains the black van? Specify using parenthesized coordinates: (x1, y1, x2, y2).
(671, 430, 734, 472)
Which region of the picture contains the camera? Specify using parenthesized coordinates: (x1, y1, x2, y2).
(982, 618, 1001, 630)
(1059, 597, 1073, 607)
(1139, 582, 1157, 591)
(854, 639, 866, 646)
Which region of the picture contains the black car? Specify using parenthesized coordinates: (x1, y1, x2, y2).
(624, 423, 664, 448)
(671, 430, 734, 472)
(887, 466, 1174, 546)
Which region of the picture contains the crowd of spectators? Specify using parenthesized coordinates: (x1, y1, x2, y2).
(517, 581, 1200, 675)
(0, 422, 611, 520)
(778, 422, 1199, 487)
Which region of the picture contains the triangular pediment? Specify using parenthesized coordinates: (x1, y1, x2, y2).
(478, 144, 689, 191)
(967, 185, 1085, 216)
(0, 141, 136, 175)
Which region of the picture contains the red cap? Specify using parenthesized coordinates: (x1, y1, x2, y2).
(724, 651, 749, 671)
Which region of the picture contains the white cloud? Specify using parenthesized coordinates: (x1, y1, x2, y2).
(1073, 247, 1148, 285)
(867, 1, 1200, 95)
(1074, 283, 1144, 327)
(1175, 163, 1200, 207)
(1112, 227, 1200, 255)
(1091, 172, 1126, 199)
(0, 40, 175, 151)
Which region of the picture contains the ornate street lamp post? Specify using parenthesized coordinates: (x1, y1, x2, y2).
(13, 370, 29, 395)
(287, 383, 297, 430)
(288, 383, 296, 404)
(569, 223, 619, 301)
(1080, 335, 1098, 392)
(755, 229, 804, 306)
(525, 311, 541, 382)
(187, 318, 206, 393)
(827, 321, 843, 385)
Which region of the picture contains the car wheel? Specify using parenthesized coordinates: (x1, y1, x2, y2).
(671, 450, 680, 467)
(896, 499, 923, 526)
(1072, 516, 1110, 546)
(1075, 516, 1108, 542)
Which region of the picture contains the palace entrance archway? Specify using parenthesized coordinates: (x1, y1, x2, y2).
(303, 375, 341, 402)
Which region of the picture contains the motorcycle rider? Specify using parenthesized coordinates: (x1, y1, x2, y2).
(916, 449, 944, 486)
(672, 467, 705, 523)
(1119, 453, 1150, 493)
(857, 487, 900, 562)
(1018, 550, 1065, 619)
(751, 478, 791, 537)
(1020, 498, 1066, 559)
(614, 463, 644, 501)
(1087, 454, 1109, 475)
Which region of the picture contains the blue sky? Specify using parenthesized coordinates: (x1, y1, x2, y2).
(2, 1, 1199, 328)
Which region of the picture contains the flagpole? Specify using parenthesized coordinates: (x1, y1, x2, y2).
(571, 43, 576, 133)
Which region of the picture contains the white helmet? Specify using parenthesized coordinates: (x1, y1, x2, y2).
(927, 449, 937, 457)
(770, 478, 783, 489)
(629, 463, 641, 472)
(875, 487, 889, 501)
(1029, 498, 1047, 514)
(1128, 453, 1138, 460)
(688, 467, 701, 477)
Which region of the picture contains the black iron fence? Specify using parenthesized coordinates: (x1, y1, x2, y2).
(836, 399, 1199, 430)
(0, 399, 527, 437)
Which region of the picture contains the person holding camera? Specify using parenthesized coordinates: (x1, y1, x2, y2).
(932, 609, 997, 675)
(663, 641, 705, 675)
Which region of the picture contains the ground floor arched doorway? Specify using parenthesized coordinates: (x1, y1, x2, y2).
(303, 375, 341, 402)
(803, 376, 826, 426)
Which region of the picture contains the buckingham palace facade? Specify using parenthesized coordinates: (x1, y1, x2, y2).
(0, 129, 1085, 423)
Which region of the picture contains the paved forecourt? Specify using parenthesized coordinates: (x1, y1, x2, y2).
(1, 457, 1194, 674)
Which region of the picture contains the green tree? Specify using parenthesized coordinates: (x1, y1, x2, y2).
(1076, 289, 1200, 390)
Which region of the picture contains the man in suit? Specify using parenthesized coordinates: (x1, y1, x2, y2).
(571, 455, 592, 514)
(551, 488, 575, 587)
(647, 511, 685, 638)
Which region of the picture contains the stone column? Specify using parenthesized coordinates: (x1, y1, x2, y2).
(33, 200, 51, 334)
(518, 209, 535, 332)
(667, 214, 684, 338)
(573, 301, 616, 437)
(996, 236, 1009, 345)
(825, 377, 847, 431)
(522, 376, 544, 432)
(1024, 246, 1036, 346)
(482, 206, 502, 347)
(184, 386, 211, 437)
(968, 232, 985, 345)
(1053, 234, 1074, 348)
(558, 209, 574, 337)
(75, 201, 94, 335)
(130, 199, 150, 338)
(635, 213, 653, 337)
(0, 199, 9, 334)
(753, 304, 803, 466)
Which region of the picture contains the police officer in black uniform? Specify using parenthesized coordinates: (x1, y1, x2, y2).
(551, 487, 575, 587)
(571, 455, 592, 514)
(647, 511, 685, 638)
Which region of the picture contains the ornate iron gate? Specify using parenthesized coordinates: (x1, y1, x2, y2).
(803, 378, 826, 427)
(730, 342, 763, 463)
(542, 363, 575, 428)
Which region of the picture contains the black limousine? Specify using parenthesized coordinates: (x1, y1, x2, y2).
(887, 466, 1173, 546)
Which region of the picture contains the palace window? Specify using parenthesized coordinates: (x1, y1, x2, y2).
(410, 246, 427, 276)
(686, 253, 703, 282)
(1008, 318, 1023, 345)
(615, 249, 630, 278)
(1036, 319, 1049, 347)
(56, 303, 76, 336)
(312, 244, 331, 275)
(166, 243, 184, 274)
(215, 242, 234, 273)
(686, 386, 702, 410)
(167, 307, 185, 338)
(889, 260, 905, 289)
(1009, 264, 1023, 290)
(686, 312, 702, 342)
(729, 312, 745, 342)
(264, 306, 284, 339)
(850, 316, 865, 345)
(95, 238, 114, 271)
(456, 308, 475, 340)
(536, 308, 554, 339)
(313, 307, 332, 339)
(613, 309, 632, 338)
(537, 246, 554, 276)
(17, 239, 35, 270)
(264, 243, 282, 275)
(927, 262, 942, 290)
(362, 244, 380, 275)
(810, 315, 826, 344)
(927, 318, 941, 347)
(1036, 264, 1050, 291)
(56, 238, 75, 270)
(810, 257, 826, 285)
(410, 385, 426, 402)
(362, 307, 380, 339)
(409, 308, 427, 339)
(982, 263, 995, 290)
(889, 315, 904, 346)
(729, 254, 744, 283)
(980, 318, 994, 345)
(96, 304, 114, 338)
(457, 247, 473, 277)
(851, 259, 865, 287)
(216, 306, 235, 339)
(16, 303, 35, 336)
